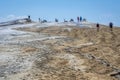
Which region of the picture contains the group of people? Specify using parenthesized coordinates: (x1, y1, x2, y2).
(77, 16, 83, 22)
(96, 22, 113, 32)
(37, 16, 114, 31)
(38, 16, 87, 23)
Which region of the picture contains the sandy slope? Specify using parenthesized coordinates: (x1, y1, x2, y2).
(0, 22, 120, 80)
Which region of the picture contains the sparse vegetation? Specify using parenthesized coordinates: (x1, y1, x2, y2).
(0, 24, 120, 80)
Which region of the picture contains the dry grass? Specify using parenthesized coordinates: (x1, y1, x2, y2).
(22, 47, 38, 53)
(14, 25, 120, 80)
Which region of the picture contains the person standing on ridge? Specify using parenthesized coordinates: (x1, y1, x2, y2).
(27, 15, 31, 22)
(55, 18, 58, 22)
(77, 16, 80, 22)
(28, 15, 30, 19)
(80, 16, 82, 22)
(109, 22, 113, 31)
(96, 23, 100, 32)
(39, 18, 41, 22)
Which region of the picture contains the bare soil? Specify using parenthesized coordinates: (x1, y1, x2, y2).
(0, 25, 120, 80)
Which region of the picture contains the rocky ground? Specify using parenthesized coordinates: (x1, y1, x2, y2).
(0, 23, 120, 80)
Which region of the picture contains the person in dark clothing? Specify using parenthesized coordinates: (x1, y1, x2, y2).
(27, 15, 31, 22)
(28, 15, 30, 19)
(109, 22, 113, 31)
(70, 19, 74, 22)
(77, 17, 80, 22)
(80, 16, 82, 22)
(55, 18, 58, 22)
(96, 23, 100, 32)
(39, 18, 41, 22)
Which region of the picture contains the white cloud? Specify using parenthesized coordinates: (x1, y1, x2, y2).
(0, 15, 27, 22)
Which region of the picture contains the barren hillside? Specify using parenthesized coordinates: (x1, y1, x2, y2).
(0, 23, 120, 80)
(12, 23, 120, 80)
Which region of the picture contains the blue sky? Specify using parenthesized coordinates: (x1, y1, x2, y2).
(0, 0, 120, 26)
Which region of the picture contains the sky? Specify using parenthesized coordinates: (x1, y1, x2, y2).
(0, 0, 120, 26)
